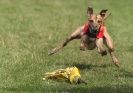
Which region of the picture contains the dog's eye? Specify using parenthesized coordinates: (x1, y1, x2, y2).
(101, 13, 105, 16)
(89, 20, 93, 23)
(98, 20, 102, 23)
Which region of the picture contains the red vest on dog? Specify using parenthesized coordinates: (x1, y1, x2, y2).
(83, 23, 104, 39)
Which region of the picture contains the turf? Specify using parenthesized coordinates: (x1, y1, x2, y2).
(0, 0, 133, 93)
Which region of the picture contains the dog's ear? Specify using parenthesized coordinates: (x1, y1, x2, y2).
(87, 7, 93, 15)
(99, 9, 108, 17)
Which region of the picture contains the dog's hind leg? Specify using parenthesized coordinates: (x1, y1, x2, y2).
(48, 27, 82, 55)
(96, 38, 107, 56)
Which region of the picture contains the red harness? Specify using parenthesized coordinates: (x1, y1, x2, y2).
(83, 23, 104, 39)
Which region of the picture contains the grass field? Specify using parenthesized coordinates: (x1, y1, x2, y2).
(0, 0, 133, 93)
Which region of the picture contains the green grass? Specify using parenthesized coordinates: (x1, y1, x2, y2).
(0, 0, 133, 93)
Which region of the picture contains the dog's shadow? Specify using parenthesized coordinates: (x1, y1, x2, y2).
(73, 63, 111, 70)
(57, 62, 111, 70)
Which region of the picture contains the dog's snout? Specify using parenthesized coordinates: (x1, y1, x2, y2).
(91, 22, 99, 30)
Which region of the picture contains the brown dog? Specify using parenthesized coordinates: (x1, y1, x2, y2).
(48, 7, 119, 67)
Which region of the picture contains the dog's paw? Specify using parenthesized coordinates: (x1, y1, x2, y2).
(80, 48, 85, 51)
(112, 57, 120, 67)
(114, 62, 120, 68)
(101, 50, 107, 56)
(48, 50, 54, 56)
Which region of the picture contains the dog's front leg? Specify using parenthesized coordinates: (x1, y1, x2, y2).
(48, 37, 72, 55)
(103, 27, 120, 67)
(48, 27, 82, 55)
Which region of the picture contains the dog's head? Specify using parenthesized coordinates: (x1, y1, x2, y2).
(87, 7, 110, 31)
